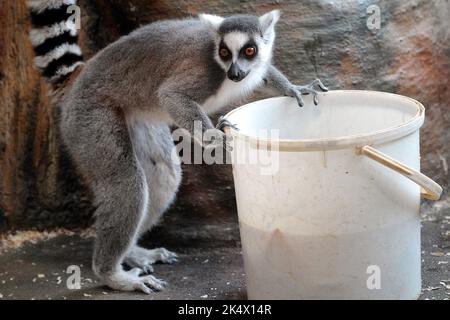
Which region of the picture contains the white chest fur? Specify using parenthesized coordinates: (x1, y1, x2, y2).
(201, 66, 267, 114)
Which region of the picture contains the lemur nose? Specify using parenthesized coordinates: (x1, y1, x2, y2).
(228, 64, 245, 82)
(229, 73, 241, 82)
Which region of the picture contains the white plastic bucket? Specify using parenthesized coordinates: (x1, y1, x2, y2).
(222, 90, 442, 300)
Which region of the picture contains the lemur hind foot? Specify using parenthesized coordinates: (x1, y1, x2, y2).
(103, 268, 167, 294)
(123, 245, 178, 275)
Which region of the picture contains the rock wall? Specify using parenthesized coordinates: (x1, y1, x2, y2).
(0, 0, 449, 230)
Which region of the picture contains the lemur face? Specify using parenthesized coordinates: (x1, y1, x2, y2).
(217, 32, 262, 82)
(200, 10, 280, 82)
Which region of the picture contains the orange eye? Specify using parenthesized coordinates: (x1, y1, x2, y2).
(219, 47, 230, 58)
(245, 46, 256, 57)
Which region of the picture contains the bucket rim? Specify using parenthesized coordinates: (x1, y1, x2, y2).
(223, 90, 425, 151)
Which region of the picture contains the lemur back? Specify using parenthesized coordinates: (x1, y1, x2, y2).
(27, 0, 327, 294)
(67, 19, 226, 116)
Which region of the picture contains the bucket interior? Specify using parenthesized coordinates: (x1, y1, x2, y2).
(226, 91, 421, 141)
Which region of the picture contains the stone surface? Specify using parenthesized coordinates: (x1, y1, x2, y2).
(0, 209, 246, 300)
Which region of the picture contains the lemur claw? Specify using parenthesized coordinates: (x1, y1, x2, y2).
(142, 265, 154, 274)
(212, 119, 236, 153)
(312, 78, 329, 92)
(204, 128, 234, 153)
(292, 78, 328, 107)
(292, 90, 304, 107)
(216, 116, 239, 131)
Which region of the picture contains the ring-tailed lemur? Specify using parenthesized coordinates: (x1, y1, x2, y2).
(27, 0, 327, 294)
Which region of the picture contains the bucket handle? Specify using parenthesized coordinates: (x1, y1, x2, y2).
(358, 145, 443, 200)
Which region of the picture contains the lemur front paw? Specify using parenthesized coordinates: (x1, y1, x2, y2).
(288, 78, 328, 107)
(203, 128, 233, 153)
(103, 268, 167, 294)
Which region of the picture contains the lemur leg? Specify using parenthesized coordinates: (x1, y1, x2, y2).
(123, 119, 181, 274)
(61, 105, 166, 294)
(158, 88, 229, 150)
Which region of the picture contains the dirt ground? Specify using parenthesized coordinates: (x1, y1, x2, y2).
(0, 201, 448, 300)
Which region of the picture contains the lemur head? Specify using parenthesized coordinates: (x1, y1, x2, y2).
(199, 10, 280, 82)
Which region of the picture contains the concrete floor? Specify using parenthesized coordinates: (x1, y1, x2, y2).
(0, 202, 449, 300)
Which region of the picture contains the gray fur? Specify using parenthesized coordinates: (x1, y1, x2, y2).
(57, 10, 326, 294)
(218, 15, 261, 35)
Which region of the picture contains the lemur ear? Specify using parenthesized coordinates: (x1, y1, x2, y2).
(199, 13, 224, 30)
(259, 10, 280, 37)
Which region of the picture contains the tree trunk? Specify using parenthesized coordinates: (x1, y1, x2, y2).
(0, 0, 92, 230)
(0, 0, 449, 230)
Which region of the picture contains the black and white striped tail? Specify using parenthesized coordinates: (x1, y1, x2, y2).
(28, 0, 84, 85)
